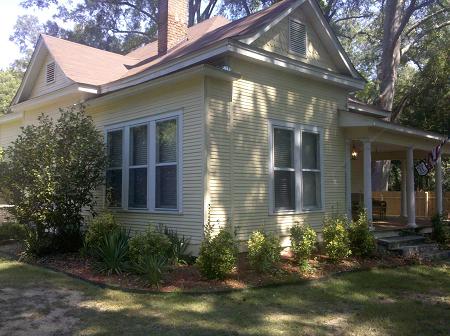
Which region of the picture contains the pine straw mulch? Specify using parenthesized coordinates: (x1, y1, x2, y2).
(0, 241, 426, 293)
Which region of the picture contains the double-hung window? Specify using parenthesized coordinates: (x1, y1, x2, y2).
(269, 120, 323, 214)
(105, 112, 182, 212)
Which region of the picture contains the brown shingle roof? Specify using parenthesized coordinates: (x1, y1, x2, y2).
(41, 0, 298, 86)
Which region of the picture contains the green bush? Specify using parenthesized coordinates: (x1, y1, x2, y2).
(247, 231, 282, 273)
(323, 216, 351, 263)
(348, 211, 376, 257)
(290, 223, 317, 265)
(95, 229, 129, 275)
(84, 213, 120, 252)
(132, 254, 167, 287)
(163, 227, 191, 265)
(22, 227, 53, 259)
(196, 227, 237, 280)
(0, 222, 26, 241)
(432, 213, 450, 244)
(128, 228, 172, 265)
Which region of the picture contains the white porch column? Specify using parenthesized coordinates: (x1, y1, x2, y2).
(436, 155, 443, 215)
(363, 140, 373, 223)
(401, 160, 407, 218)
(406, 146, 417, 228)
(345, 140, 352, 219)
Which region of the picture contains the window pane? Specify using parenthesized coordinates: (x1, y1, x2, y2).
(107, 130, 122, 168)
(274, 128, 293, 168)
(157, 119, 177, 163)
(106, 169, 122, 207)
(130, 125, 148, 166)
(274, 170, 295, 210)
(129, 168, 147, 208)
(156, 165, 177, 209)
(303, 171, 320, 208)
(302, 132, 319, 169)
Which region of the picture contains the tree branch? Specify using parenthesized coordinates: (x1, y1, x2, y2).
(117, 1, 157, 22)
(404, 6, 449, 37)
(333, 14, 372, 24)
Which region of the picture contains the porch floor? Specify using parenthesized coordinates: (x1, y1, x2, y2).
(372, 216, 432, 231)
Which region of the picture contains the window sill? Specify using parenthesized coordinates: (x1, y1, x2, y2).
(107, 208, 183, 215)
(269, 209, 324, 216)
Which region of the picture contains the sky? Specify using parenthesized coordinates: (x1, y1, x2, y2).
(0, 0, 57, 70)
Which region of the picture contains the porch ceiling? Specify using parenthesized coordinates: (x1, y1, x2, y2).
(339, 111, 450, 155)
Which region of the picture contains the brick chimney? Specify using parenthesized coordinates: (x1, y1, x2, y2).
(158, 0, 188, 56)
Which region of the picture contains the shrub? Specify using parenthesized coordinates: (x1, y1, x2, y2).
(348, 211, 376, 257)
(196, 227, 237, 280)
(21, 227, 53, 259)
(128, 228, 172, 265)
(84, 213, 120, 252)
(0, 222, 26, 241)
(247, 231, 282, 273)
(132, 254, 167, 287)
(432, 213, 450, 244)
(163, 227, 191, 265)
(322, 216, 351, 263)
(0, 105, 107, 254)
(290, 223, 317, 265)
(95, 229, 129, 275)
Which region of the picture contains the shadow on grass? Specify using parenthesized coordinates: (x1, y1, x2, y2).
(1, 258, 449, 336)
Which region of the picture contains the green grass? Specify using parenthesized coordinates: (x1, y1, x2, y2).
(0, 256, 449, 335)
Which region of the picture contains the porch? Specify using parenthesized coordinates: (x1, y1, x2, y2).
(340, 109, 450, 228)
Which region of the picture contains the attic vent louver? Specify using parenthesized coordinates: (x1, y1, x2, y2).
(46, 62, 56, 84)
(289, 19, 307, 56)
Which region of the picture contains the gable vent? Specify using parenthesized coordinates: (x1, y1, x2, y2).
(289, 19, 307, 56)
(46, 62, 56, 84)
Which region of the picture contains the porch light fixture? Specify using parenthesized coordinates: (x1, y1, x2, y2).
(351, 146, 358, 160)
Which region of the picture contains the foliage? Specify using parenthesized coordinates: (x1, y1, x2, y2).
(290, 222, 317, 266)
(132, 254, 167, 287)
(348, 211, 376, 257)
(84, 213, 120, 253)
(163, 226, 191, 265)
(247, 230, 282, 273)
(0, 68, 22, 114)
(196, 226, 237, 280)
(21, 227, 53, 259)
(94, 229, 129, 275)
(0, 222, 27, 241)
(431, 213, 450, 245)
(322, 216, 351, 263)
(0, 105, 107, 254)
(128, 227, 172, 265)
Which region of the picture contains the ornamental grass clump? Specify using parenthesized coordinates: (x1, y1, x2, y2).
(290, 222, 317, 267)
(94, 229, 130, 275)
(348, 210, 376, 257)
(247, 230, 282, 273)
(323, 215, 351, 263)
(196, 225, 237, 280)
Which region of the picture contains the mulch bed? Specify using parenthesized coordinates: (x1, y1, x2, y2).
(0, 240, 424, 293)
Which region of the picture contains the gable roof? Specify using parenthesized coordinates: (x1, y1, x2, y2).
(13, 0, 364, 105)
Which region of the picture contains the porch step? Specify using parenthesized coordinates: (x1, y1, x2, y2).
(391, 243, 439, 258)
(377, 235, 426, 250)
(373, 229, 405, 239)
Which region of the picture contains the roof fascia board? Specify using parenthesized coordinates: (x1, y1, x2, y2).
(347, 102, 391, 118)
(12, 37, 45, 105)
(0, 111, 24, 125)
(239, 0, 306, 44)
(230, 41, 365, 90)
(101, 41, 231, 93)
(339, 110, 445, 141)
(11, 84, 94, 113)
(308, 0, 361, 80)
(89, 64, 240, 108)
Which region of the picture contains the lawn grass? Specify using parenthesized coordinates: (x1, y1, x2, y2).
(0, 256, 449, 335)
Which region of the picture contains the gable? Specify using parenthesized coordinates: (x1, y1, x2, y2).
(29, 53, 72, 99)
(252, 8, 340, 72)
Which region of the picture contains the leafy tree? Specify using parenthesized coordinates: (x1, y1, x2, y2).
(0, 105, 107, 253)
(0, 69, 22, 114)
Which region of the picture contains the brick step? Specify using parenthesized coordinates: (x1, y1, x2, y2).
(377, 235, 426, 250)
(391, 243, 440, 258)
(423, 250, 450, 260)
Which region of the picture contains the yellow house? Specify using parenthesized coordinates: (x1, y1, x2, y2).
(1, 0, 448, 252)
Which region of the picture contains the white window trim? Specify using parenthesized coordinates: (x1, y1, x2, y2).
(288, 18, 308, 59)
(45, 61, 56, 84)
(104, 110, 183, 214)
(268, 119, 324, 215)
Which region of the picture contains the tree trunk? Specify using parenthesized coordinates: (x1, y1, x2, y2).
(373, 0, 404, 191)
